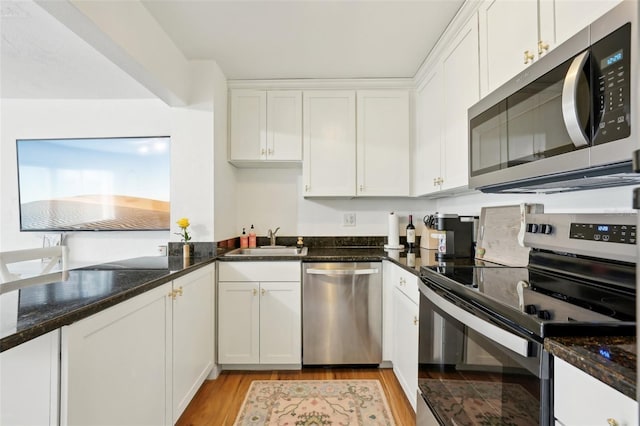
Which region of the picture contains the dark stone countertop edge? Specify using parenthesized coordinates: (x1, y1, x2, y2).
(216, 247, 423, 274)
(545, 336, 636, 400)
(0, 257, 216, 353)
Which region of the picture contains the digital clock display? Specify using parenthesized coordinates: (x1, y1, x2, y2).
(597, 225, 609, 232)
(601, 49, 623, 69)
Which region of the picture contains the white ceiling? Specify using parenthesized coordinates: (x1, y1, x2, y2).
(1, 0, 464, 99)
(0, 0, 154, 99)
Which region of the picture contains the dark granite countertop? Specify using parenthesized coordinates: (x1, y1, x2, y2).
(217, 245, 436, 275)
(545, 336, 636, 400)
(0, 255, 216, 352)
(4, 244, 635, 401)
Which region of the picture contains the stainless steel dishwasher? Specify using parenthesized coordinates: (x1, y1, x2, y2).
(302, 262, 382, 365)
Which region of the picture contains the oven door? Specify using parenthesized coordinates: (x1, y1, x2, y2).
(417, 280, 551, 426)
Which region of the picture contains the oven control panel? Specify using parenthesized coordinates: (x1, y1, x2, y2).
(569, 223, 636, 244)
(523, 213, 637, 263)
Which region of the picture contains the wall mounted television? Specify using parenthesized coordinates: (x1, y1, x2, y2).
(16, 136, 171, 232)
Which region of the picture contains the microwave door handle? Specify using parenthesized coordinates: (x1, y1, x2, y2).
(561, 50, 590, 148)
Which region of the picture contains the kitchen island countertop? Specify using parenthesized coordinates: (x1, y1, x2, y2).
(0, 255, 216, 352)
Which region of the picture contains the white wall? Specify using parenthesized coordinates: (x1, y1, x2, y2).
(0, 95, 223, 266)
(235, 167, 637, 240)
(235, 168, 435, 238)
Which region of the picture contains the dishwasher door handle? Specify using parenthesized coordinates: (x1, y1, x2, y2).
(306, 268, 380, 276)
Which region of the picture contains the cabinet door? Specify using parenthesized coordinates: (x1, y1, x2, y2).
(267, 91, 303, 161)
(356, 90, 410, 196)
(303, 90, 356, 197)
(392, 286, 419, 411)
(61, 283, 172, 426)
(217, 282, 260, 364)
(259, 281, 301, 364)
(478, 0, 538, 96)
(230, 89, 267, 161)
(1, 330, 59, 426)
(554, 357, 637, 425)
(414, 69, 442, 196)
(548, 0, 622, 47)
(172, 265, 215, 423)
(441, 17, 480, 191)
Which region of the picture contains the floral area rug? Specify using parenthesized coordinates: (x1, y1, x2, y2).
(234, 380, 396, 426)
(420, 379, 539, 426)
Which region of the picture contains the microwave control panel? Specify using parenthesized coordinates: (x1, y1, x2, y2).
(592, 23, 631, 145)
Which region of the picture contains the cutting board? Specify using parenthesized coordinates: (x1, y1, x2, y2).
(475, 204, 543, 266)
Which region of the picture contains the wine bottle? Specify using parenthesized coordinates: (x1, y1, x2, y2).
(406, 214, 415, 245)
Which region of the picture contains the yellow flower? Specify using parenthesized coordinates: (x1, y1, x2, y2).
(176, 217, 190, 229)
(175, 217, 192, 242)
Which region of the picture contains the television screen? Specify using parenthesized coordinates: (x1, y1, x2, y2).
(16, 136, 171, 231)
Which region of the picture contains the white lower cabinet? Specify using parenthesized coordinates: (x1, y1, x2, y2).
(1, 330, 60, 426)
(171, 265, 216, 423)
(61, 264, 215, 426)
(218, 261, 301, 366)
(554, 357, 637, 426)
(383, 261, 419, 412)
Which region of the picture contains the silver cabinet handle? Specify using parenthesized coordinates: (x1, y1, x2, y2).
(423, 285, 530, 357)
(306, 268, 379, 276)
(561, 50, 590, 148)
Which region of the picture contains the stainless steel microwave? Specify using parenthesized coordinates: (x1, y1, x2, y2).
(468, 1, 639, 193)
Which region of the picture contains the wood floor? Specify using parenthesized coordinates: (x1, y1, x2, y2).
(176, 367, 416, 425)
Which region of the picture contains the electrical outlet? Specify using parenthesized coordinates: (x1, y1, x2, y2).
(343, 213, 356, 227)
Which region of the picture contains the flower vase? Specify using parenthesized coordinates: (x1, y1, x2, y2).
(183, 243, 191, 258)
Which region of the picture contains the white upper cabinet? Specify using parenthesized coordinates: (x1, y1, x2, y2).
(478, 0, 539, 96)
(479, 0, 623, 97)
(267, 91, 303, 161)
(303, 89, 411, 197)
(356, 90, 410, 196)
(303, 90, 357, 197)
(229, 89, 302, 165)
(545, 0, 622, 47)
(441, 17, 480, 192)
(414, 69, 443, 196)
(413, 13, 479, 195)
(230, 90, 266, 162)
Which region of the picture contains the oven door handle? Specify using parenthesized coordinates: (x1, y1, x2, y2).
(423, 286, 531, 357)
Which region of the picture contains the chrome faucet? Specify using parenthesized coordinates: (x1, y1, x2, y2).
(267, 227, 280, 246)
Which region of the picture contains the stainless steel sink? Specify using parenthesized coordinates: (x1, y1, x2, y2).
(224, 246, 308, 256)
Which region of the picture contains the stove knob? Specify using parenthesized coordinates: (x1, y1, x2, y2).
(524, 304, 538, 315)
(537, 310, 552, 320)
(541, 224, 553, 234)
(527, 223, 539, 233)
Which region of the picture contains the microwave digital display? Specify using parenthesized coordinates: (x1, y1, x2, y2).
(601, 49, 623, 68)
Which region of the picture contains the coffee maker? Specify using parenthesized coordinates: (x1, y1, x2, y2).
(434, 213, 478, 260)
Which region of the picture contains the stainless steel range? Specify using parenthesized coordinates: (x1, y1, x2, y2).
(417, 210, 636, 425)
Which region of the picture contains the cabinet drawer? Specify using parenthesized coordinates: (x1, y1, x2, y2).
(554, 357, 637, 425)
(395, 268, 419, 305)
(218, 261, 301, 282)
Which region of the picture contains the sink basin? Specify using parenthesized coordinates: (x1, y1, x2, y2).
(224, 246, 308, 256)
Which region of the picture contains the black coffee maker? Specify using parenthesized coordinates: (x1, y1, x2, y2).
(434, 213, 478, 260)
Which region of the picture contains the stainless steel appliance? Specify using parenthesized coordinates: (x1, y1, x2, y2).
(418, 212, 636, 425)
(468, 0, 640, 194)
(433, 213, 477, 260)
(302, 262, 382, 365)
